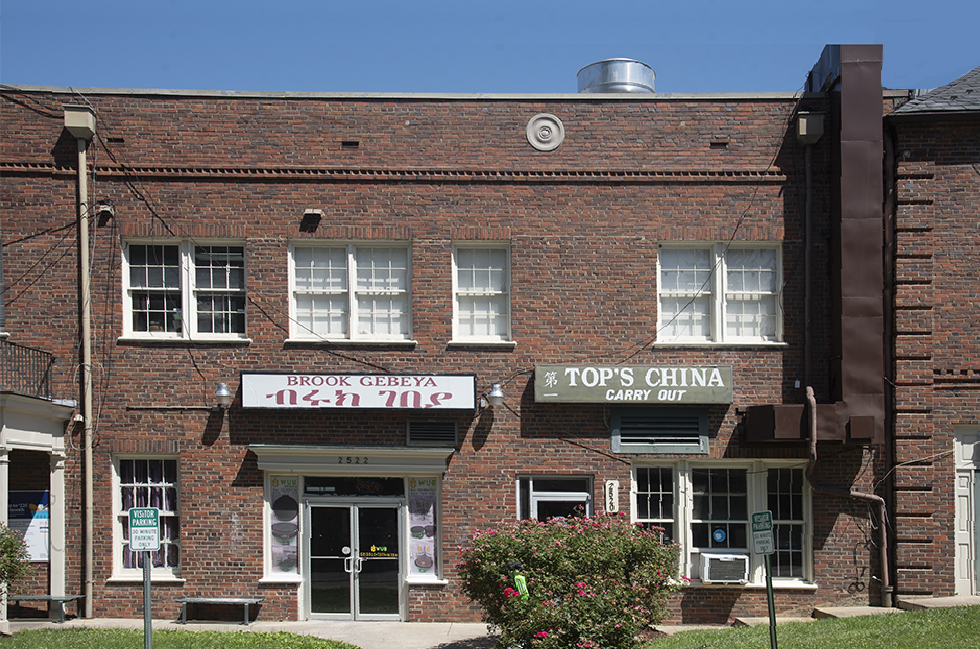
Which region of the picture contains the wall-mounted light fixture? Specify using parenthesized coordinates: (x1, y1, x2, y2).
(796, 111, 825, 145)
(487, 384, 505, 408)
(300, 209, 323, 233)
(215, 382, 233, 410)
(96, 200, 115, 226)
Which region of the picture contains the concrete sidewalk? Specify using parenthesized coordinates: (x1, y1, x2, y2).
(10, 596, 980, 647)
(8, 618, 497, 649)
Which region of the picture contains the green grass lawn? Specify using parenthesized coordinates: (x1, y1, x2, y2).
(0, 628, 360, 649)
(648, 605, 980, 649)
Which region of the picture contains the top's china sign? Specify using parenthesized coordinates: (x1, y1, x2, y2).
(535, 365, 732, 404)
(241, 373, 476, 410)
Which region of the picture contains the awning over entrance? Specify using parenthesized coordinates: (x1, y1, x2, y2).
(247, 445, 455, 476)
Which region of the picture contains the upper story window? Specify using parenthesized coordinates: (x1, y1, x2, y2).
(123, 242, 246, 340)
(452, 244, 511, 342)
(657, 243, 781, 344)
(290, 244, 411, 341)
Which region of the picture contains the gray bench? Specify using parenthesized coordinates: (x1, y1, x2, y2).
(9, 595, 85, 623)
(176, 597, 263, 625)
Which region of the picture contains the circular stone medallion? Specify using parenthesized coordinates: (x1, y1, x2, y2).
(526, 113, 565, 151)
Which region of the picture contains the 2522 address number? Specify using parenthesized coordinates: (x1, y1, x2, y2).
(338, 456, 369, 464)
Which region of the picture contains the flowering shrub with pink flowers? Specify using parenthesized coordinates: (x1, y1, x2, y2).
(457, 513, 682, 649)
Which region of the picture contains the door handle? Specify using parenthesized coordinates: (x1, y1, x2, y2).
(344, 556, 353, 573)
(355, 556, 364, 574)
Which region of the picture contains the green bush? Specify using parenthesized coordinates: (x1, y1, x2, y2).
(458, 512, 682, 649)
(0, 523, 32, 590)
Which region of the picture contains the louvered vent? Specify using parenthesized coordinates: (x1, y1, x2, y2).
(611, 408, 708, 454)
(407, 421, 457, 446)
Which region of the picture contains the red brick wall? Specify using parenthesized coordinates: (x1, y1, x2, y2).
(890, 116, 980, 597)
(1, 86, 886, 624)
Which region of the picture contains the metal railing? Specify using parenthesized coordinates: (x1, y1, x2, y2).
(0, 338, 55, 400)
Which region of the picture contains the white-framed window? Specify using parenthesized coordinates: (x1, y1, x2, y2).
(518, 476, 593, 521)
(767, 467, 807, 578)
(452, 244, 511, 342)
(289, 244, 411, 341)
(122, 241, 246, 340)
(113, 456, 180, 578)
(632, 461, 810, 584)
(635, 466, 675, 543)
(657, 243, 781, 344)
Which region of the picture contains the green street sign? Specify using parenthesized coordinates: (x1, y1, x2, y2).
(129, 507, 160, 552)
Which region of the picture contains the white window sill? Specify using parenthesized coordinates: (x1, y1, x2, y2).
(107, 576, 186, 584)
(285, 338, 418, 346)
(447, 340, 517, 350)
(689, 580, 817, 590)
(118, 336, 252, 345)
(259, 575, 303, 584)
(653, 341, 788, 348)
(405, 576, 449, 586)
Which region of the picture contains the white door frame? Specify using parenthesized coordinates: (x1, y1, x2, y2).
(954, 428, 980, 596)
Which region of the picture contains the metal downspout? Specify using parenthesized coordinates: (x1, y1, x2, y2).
(806, 387, 891, 606)
(882, 125, 898, 608)
(805, 143, 813, 387)
(77, 136, 94, 618)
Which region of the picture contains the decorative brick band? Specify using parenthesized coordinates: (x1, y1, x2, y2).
(2, 162, 788, 184)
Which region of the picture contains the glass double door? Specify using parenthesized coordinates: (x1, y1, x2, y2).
(306, 502, 402, 620)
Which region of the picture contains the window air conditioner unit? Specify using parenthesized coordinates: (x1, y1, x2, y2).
(700, 553, 750, 583)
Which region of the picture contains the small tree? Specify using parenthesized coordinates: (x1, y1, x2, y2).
(458, 512, 683, 649)
(0, 524, 32, 593)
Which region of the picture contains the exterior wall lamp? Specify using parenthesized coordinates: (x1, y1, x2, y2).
(96, 200, 115, 226)
(487, 384, 505, 408)
(300, 209, 322, 232)
(215, 382, 233, 410)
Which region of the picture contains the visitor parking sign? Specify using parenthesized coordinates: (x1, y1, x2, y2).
(129, 508, 160, 552)
(752, 510, 775, 555)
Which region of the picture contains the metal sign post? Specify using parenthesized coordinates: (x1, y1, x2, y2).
(129, 508, 160, 649)
(752, 510, 778, 649)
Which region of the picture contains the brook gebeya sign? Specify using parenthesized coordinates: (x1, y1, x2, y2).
(241, 373, 476, 410)
(535, 364, 732, 405)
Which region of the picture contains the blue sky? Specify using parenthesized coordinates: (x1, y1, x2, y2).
(2, 0, 978, 94)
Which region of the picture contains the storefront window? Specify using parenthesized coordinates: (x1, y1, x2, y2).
(304, 476, 406, 497)
(692, 468, 748, 550)
(408, 478, 438, 577)
(269, 476, 300, 576)
(635, 466, 675, 543)
(518, 476, 593, 521)
(632, 461, 811, 584)
(768, 468, 805, 578)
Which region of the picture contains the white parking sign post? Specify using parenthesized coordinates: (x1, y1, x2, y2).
(752, 511, 778, 649)
(129, 508, 159, 649)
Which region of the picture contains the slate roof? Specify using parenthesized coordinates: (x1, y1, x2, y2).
(893, 65, 980, 114)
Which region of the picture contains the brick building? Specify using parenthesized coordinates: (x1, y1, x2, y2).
(2, 44, 955, 626)
(885, 66, 980, 599)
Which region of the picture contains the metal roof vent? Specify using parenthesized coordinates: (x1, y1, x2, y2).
(577, 59, 655, 93)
